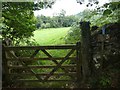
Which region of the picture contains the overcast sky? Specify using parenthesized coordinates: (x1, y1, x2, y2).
(34, 0, 109, 17)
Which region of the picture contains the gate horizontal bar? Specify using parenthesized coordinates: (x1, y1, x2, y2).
(4, 45, 76, 50)
(8, 65, 76, 68)
(7, 57, 76, 61)
(16, 79, 76, 82)
(9, 72, 76, 76)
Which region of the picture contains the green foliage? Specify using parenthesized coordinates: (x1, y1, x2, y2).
(41, 23, 46, 29)
(103, 9, 112, 16)
(76, 1, 120, 26)
(65, 23, 81, 44)
(100, 76, 111, 87)
(76, 9, 97, 21)
(2, 1, 55, 44)
(76, 0, 99, 7)
(45, 23, 51, 28)
(65, 1, 120, 44)
(2, 2, 36, 42)
(35, 10, 77, 29)
(40, 23, 51, 29)
(94, 1, 120, 25)
(0, 17, 4, 36)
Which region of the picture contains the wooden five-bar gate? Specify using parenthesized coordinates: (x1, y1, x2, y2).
(2, 42, 82, 87)
(3, 21, 93, 88)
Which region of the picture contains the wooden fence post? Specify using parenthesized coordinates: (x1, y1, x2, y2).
(76, 41, 82, 87)
(80, 21, 92, 85)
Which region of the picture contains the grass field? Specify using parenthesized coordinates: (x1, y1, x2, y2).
(33, 27, 70, 45)
(32, 27, 72, 66)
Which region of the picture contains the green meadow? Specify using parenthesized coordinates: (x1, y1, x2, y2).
(33, 27, 70, 45)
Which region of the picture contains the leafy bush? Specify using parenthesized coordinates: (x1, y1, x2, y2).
(41, 23, 46, 29)
(65, 23, 81, 44)
(45, 23, 51, 28)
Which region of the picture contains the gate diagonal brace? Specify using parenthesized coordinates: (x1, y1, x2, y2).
(43, 49, 75, 81)
(41, 49, 75, 79)
(6, 50, 43, 81)
(30, 49, 40, 58)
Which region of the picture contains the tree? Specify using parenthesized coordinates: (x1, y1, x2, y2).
(35, 13, 77, 29)
(65, 0, 120, 44)
(76, 0, 99, 7)
(58, 9, 66, 27)
(2, 2, 35, 42)
(102, 1, 120, 22)
(2, 1, 55, 45)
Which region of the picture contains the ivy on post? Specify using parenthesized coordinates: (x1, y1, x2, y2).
(80, 21, 92, 87)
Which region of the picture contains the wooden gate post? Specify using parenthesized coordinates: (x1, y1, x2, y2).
(76, 41, 82, 87)
(80, 21, 92, 85)
(2, 45, 10, 87)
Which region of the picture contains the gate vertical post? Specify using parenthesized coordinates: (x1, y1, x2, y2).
(76, 42, 82, 87)
(80, 21, 92, 85)
(2, 45, 10, 87)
